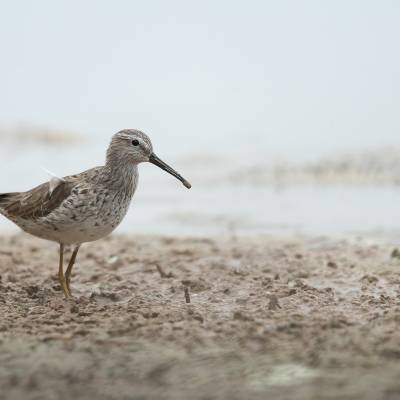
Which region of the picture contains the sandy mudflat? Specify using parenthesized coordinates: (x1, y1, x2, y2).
(1, 233, 400, 399)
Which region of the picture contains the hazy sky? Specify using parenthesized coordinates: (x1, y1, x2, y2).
(0, 0, 399, 159)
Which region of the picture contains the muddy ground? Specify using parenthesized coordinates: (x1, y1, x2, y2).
(1, 233, 400, 399)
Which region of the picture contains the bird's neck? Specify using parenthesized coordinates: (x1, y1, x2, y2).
(103, 158, 139, 191)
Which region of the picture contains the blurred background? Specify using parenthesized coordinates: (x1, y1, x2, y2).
(1, 0, 400, 238)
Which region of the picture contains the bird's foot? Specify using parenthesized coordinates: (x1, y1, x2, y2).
(65, 276, 72, 297)
(59, 276, 71, 298)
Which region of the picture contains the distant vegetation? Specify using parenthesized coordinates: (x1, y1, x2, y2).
(0, 126, 83, 146)
(232, 147, 400, 186)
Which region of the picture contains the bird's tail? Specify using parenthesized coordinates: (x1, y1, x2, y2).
(0, 193, 8, 212)
(0, 193, 17, 214)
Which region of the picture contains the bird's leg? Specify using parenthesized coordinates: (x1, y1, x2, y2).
(65, 245, 81, 296)
(58, 243, 70, 298)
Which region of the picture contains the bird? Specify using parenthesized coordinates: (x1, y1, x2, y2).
(0, 129, 191, 297)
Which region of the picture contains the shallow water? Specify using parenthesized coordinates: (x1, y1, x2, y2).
(1, 136, 400, 241)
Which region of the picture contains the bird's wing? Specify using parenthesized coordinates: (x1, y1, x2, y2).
(0, 166, 102, 220)
(0, 178, 75, 219)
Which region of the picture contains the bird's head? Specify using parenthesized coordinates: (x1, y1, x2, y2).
(107, 129, 191, 189)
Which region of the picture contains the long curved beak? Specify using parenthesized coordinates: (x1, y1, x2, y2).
(149, 153, 192, 189)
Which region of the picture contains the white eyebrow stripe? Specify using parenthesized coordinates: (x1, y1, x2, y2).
(119, 134, 133, 140)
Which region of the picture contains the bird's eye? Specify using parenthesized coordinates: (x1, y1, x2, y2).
(132, 139, 139, 146)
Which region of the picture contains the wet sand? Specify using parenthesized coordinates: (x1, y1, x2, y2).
(1, 233, 400, 399)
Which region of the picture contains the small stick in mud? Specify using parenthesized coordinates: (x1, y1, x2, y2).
(155, 263, 174, 278)
(183, 286, 191, 303)
(268, 295, 281, 310)
(391, 248, 400, 260)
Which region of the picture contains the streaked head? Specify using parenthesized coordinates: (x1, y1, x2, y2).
(107, 129, 191, 189)
(109, 129, 153, 163)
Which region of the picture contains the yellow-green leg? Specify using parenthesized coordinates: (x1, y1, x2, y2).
(58, 243, 70, 298)
(65, 245, 81, 296)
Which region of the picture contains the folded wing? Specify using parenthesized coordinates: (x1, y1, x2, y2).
(0, 179, 74, 220)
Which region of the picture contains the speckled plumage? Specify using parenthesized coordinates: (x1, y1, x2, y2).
(0, 129, 191, 297)
(0, 165, 139, 245)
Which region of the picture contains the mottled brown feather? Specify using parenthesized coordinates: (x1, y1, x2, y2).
(0, 167, 104, 222)
(0, 180, 75, 220)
